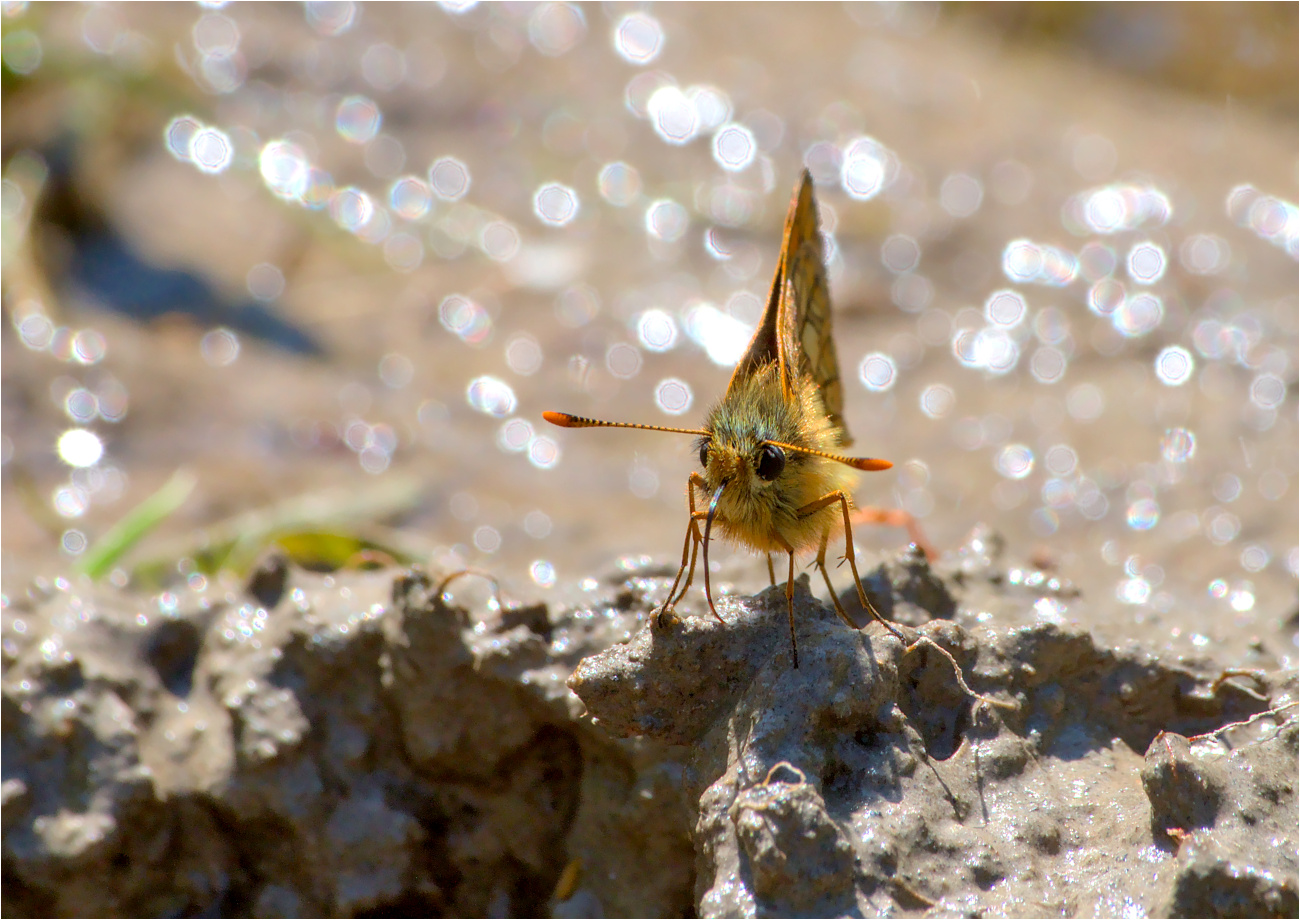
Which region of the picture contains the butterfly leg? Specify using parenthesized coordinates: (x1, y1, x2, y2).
(771, 536, 800, 669)
(797, 490, 906, 643)
(656, 512, 702, 626)
(813, 527, 859, 631)
(657, 473, 725, 626)
(803, 497, 1014, 710)
(766, 554, 777, 587)
(851, 506, 937, 561)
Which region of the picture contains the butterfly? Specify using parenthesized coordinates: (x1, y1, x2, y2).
(545, 170, 902, 668)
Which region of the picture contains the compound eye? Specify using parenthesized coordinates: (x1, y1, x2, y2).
(698, 442, 710, 469)
(756, 443, 786, 481)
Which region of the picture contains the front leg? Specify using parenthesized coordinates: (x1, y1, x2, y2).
(657, 473, 724, 625)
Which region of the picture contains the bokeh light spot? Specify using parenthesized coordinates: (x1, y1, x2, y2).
(466, 376, 517, 417)
(1250, 373, 1285, 410)
(1066, 383, 1104, 421)
(260, 140, 310, 201)
(1087, 279, 1125, 316)
(647, 85, 697, 145)
(995, 444, 1034, 480)
(53, 485, 88, 518)
(335, 95, 381, 144)
(1002, 240, 1077, 286)
(58, 429, 103, 468)
(305, 1, 356, 36)
(688, 85, 731, 132)
(684, 302, 751, 365)
(498, 418, 534, 452)
(858, 353, 897, 392)
(1030, 346, 1067, 384)
(655, 378, 693, 415)
(1045, 444, 1077, 476)
(880, 235, 919, 273)
(429, 156, 470, 201)
(712, 123, 756, 172)
(523, 509, 552, 539)
(1126, 241, 1166, 284)
(1112, 292, 1163, 337)
(554, 285, 601, 328)
(606, 342, 642, 379)
(1154, 345, 1194, 386)
(1, 28, 42, 74)
(985, 289, 1027, 328)
(637, 309, 678, 352)
(389, 176, 431, 220)
(505, 334, 543, 376)
(379, 353, 414, 389)
(1179, 234, 1230, 275)
(1126, 498, 1160, 531)
(439, 294, 492, 345)
(919, 384, 954, 419)
(533, 182, 580, 226)
(480, 221, 521, 261)
(530, 560, 556, 588)
(200, 328, 240, 366)
(1160, 428, 1196, 463)
(598, 161, 640, 206)
(474, 525, 501, 554)
(71, 329, 106, 365)
(328, 186, 374, 233)
(528, 435, 560, 469)
(190, 126, 232, 174)
(613, 12, 663, 64)
(528, 2, 586, 57)
(61, 529, 86, 556)
(165, 116, 201, 163)
(246, 263, 285, 301)
(841, 136, 892, 200)
(939, 173, 982, 218)
(645, 199, 688, 242)
(361, 41, 405, 90)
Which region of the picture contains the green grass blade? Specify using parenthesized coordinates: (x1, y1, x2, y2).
(76, 469, 197, 580)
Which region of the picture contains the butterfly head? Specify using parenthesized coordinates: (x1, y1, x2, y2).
(695, 430, 788, 499)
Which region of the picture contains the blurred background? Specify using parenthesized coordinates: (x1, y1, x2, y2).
(2, 3, 1296, 666)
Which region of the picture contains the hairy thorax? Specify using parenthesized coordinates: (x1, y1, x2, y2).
(700, 363, 859, 555)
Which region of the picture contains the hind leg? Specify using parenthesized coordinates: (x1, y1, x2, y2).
(851, 506, 936, 561)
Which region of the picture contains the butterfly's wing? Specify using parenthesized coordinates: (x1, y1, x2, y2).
(725, 170, 851, 444)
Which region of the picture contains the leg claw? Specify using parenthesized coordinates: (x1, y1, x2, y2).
(654, 606, 680, 629)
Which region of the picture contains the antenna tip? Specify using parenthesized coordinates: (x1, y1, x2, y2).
(543, 411, 576, 427)
(851, 457, 893, 472)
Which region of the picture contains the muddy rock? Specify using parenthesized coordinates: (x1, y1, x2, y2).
(1144, 717, 1299, 918)
(570, 542, 1297, 918)
(1, 567, 695, 918)
(3, 535, 1295, 918)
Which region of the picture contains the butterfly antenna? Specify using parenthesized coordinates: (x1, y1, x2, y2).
(543, 411, 707, 437)
(765, 440, 892, 472)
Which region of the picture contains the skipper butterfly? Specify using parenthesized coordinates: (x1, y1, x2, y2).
(546, 171, 905, 668)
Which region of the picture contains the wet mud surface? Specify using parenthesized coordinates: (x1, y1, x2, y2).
(4, 531, 1296, 917)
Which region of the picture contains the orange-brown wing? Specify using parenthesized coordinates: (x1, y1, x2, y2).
(726, 170, 850, 443)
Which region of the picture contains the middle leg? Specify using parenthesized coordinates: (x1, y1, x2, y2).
(796, 490, 906, 643)
(813, 527, 859, 631)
